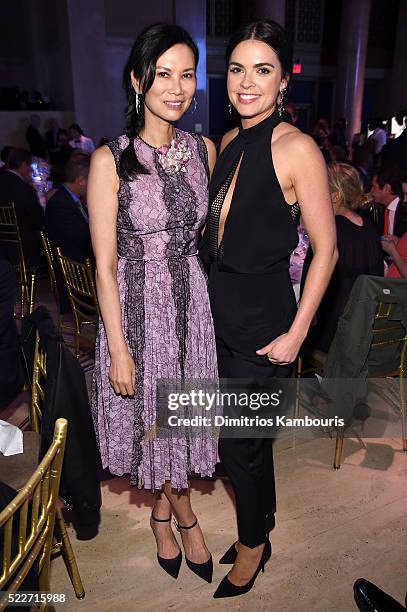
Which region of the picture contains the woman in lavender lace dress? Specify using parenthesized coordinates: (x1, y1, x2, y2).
(88, 24, 217, 582)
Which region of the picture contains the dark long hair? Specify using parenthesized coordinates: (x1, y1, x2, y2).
(120, 23, 199, 181)
(226, 19, 293, 87)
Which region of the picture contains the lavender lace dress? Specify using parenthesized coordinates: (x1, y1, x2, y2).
(91, 130, 218, 490)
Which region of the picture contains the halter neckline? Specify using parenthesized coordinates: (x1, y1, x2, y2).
(238, 110, 280, 143)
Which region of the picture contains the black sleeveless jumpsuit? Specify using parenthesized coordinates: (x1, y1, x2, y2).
(200, 111, 300, 548)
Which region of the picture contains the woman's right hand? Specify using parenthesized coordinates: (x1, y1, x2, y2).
(108, 349, 136, 396)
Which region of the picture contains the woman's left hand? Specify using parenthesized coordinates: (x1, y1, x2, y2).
(381, 237, 397, 257)
(256, 331, 304, 365)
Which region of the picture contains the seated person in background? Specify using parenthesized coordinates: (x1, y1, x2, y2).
(383, 175, 407, 278)
(0, 145, 13, 173)
(45, 117, 60, 154)
(0, 258, 25, 409)
(380, 110, 407, 173)
(382, 232, 407, 279)
(352, 145, 374, 192)
(26, 114, 48, 160)
(370, 166, 407, 238)
(301, 162, 384, 353)
(367, 117, 387, 157)
(45, 153, 92, 262)
(68, 123, 95, 154)
(0, 148, 44, 268)
(49, 129, 73, 186)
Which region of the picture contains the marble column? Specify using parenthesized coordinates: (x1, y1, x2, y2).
(334, 0, 371, 143)
(255, 0, 286, 26)
(66, 0, 108, 144)
(389, 0, 407, 116)
(174, 0, 208, 135)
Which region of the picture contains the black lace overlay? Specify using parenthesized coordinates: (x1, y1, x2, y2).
(107, 138, 146, 485)
(154, 151, 198, 378)
(106, 138, 135, 231)
(124, 259, 146, 485)
(116, 228, 145, 260)
(191, 133, 210, 183)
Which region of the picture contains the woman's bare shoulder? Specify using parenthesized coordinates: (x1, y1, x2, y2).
(91, 144, 115, 166)
(220, 127, 239, 153)
(274, 124, 321, 159)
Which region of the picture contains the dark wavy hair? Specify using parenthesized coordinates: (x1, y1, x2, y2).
(225, 19, 293, 87)
(120, 23, 199, 181)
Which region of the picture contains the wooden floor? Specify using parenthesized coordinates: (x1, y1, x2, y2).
(49, 432, 407, 612)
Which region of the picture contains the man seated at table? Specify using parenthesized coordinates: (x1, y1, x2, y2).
(0, 258, 25, 410)
(370, 166, 407, 238)
(380, 176, 407, 278)
(45, 153, 93, 262)
(0, 148, 44, 269)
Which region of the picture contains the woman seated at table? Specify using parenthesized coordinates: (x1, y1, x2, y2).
(382, 231, 407, 279)
(301, 162, 384, 353)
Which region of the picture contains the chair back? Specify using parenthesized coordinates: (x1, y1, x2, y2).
(0, 203, 31, 312)
(39, 231, 57, 301)
(30, 332, 46, 434)
(0, 203, 24, 264)
(324, 276, 407, 379)
(369, 300, 407, 376)
(55, 247, 99, 323)
(0, 419, 68, 608)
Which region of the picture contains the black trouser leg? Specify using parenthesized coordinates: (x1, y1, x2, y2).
(219, 436, 276, 548)
(215, 334, 281, 548)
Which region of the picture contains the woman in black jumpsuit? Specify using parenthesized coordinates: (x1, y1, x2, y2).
(200, 20, 338, 599)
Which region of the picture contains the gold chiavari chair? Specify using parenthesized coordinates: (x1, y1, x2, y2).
(39, 231, 73, 335)
(332, 300, 407, 468)
(0, 334, 85, 600)
(0, 203, 36, 316)
(0, 419, 67, 611)
(39, 231, 58, 311)
(55, 247, 99, 359)
(296, 295, 407, 469)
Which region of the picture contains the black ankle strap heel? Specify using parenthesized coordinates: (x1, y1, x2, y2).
(150, 513, 182, 579)
(176, 518, 213, 583)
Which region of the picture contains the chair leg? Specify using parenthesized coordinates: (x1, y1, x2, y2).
(55, 507, 85, 599)
(400, 373, 407, 451)
(74, 330, 80, 359)
(29, 272, 36, 314)
(334, 429, 345, 469)
(293, 356, 302, 419)
(20, 281, 25, 317)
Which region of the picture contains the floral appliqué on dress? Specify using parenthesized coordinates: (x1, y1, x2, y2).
(156, 138, 192, 174)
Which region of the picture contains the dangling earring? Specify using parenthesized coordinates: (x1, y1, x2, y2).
(228, 102, 232, 115)
(135, 92, 141, 114)
(278, 88, 287, 118)
(190, 96, 198, 114)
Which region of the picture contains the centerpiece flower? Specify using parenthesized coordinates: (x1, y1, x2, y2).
(156, 138, 192, 174)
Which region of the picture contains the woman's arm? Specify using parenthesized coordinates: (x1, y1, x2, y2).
(87, 146, 135, 395)
(257, 134, 338, 364)
(382, 238, 407, 278)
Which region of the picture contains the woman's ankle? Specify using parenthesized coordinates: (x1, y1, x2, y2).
(176, 512, 197, 528)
